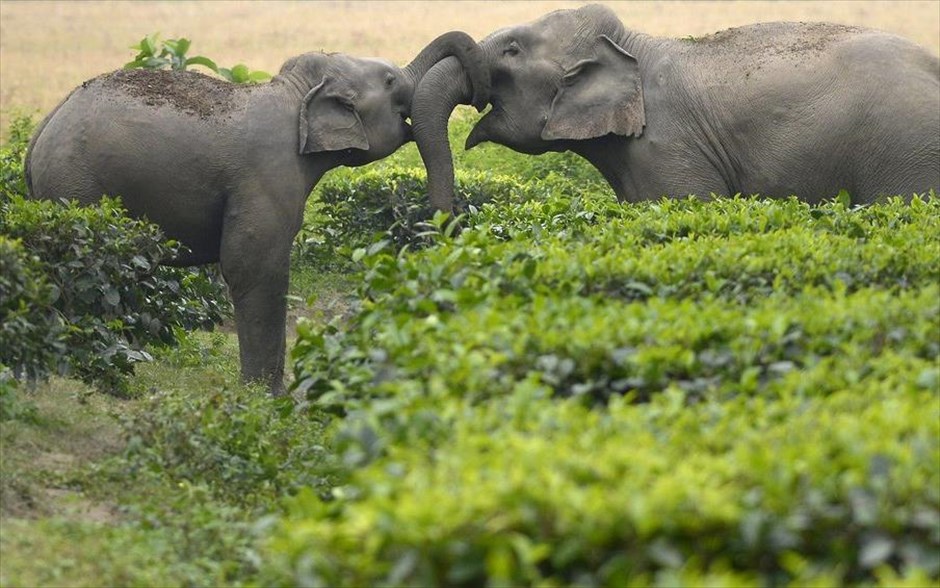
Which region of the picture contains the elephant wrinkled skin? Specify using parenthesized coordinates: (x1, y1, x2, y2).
(413, 4, 940, 211)
(25, 32, 489, 395)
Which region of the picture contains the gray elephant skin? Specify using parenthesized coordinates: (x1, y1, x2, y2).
(25, 32, 489, 396)
(412, 4, 940, 211)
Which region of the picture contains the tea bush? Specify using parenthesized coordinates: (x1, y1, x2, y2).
(118, 384, 337, 510)
(0, 115, 32, 199)
(268, 386, 939, 587)
(295, 167, 582, 270)
(294, 195, 940, 410)
(0, 236, 65, 382)
(276, 191, 940, 586)
(1, 196, 231, 393)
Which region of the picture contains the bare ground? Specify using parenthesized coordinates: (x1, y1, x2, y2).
(2, 0, 938, 141)
(0, 379, 126, 522)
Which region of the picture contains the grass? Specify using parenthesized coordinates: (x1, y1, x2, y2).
(2, 1, 938, 141)
(1, 326, 317, 586)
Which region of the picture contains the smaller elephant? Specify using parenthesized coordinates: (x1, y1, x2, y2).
(412, 4, 940, 210)
(25, 32, 489, 395)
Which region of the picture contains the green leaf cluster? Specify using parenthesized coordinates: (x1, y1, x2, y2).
(278, 190, 940, 586)
(118, 384, 337, 510)
(296, 167, 583, 271)
(124, 33, 270, 83)
(0, 236, 65, 383)
(1, 195, 231, 394)
(0, 115, 33, 200)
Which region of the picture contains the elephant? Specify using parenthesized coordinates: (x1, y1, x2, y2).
(25, 31, 490, 396)
(411, 4, 940, 212)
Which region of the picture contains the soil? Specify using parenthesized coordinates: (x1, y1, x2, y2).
(693, 21, 865, 57)
(0, 383, 126, 523)
(98, 68, 252, 119)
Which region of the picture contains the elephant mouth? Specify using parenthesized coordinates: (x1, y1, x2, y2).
(401, 115, 414, 142)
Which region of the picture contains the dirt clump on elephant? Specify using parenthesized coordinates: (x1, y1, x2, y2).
(99, 69, 246, 119)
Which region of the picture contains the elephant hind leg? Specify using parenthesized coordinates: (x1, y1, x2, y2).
(219, 212, 292, 396)
(228, 275, 289, 396)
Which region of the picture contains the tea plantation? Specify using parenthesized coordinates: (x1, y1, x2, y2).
(1, 113, 938, 586)
(279, 186, 940, 586)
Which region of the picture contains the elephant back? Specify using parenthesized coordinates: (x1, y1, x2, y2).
(93, 68, 253, 120)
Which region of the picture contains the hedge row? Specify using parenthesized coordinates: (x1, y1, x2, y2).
(294, 167, 585, 270)
(268, 386, 939, 587)
(294, 195, 940, 410)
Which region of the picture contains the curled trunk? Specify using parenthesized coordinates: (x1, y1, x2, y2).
(412, 57, 475, 212)
(403, 32, 489, 111)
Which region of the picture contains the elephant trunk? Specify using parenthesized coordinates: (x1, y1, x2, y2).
(412, 56, 475, 212)
(403, 31, 489, 112)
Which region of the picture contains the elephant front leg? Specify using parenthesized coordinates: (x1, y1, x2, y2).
(221, 223, 292, 397)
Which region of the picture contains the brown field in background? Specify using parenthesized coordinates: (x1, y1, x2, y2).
(1, 0, 938, 142)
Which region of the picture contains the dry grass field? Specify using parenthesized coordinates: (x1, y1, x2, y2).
(1, 0, 938, 141)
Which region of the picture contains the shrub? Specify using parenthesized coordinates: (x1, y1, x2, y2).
(293, 194, 940, 411)
(266, 386, 940, 587)
(0, 115, 32, 200)
(119, 384, 337, 509)
(295, 166, 582, 270)
(0, 236, 66, 381)
(0, 368, 38, 423)
(1, 195, 230, 393)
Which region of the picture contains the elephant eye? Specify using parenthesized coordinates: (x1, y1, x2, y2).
(384, 74, 396, 89)
(503, 41, 521, 57)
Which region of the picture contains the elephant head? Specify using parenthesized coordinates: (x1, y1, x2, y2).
(412, 4, 643, 211)
(279, 31, 491, 170)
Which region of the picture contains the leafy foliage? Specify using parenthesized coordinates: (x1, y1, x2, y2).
(119, 383, 337, 510)
(0, 115, 33, 200)
(269, 387, 939, 587)
(296, 167, 554, 270)
(125, 33, 270, 83)
(277, 189, 940, 586)
(0, 236, 66, 382)
(294, 194, 940, 410)
(1, 195, 231, 394)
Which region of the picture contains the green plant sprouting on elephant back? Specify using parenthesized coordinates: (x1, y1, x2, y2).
(125, 33, 271, 83)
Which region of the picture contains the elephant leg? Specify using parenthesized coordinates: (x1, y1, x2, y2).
(219, 209, 292, 397)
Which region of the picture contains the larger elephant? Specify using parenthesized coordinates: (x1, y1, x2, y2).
(412, 4, 939, 211)
(25, 32, 489, 396)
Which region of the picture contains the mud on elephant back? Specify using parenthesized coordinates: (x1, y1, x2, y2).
(24, 31, 490, 396)
(412, 3, 940, 212)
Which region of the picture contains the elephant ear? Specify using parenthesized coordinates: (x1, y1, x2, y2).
(542, 35, 645, 141)
(298, 76, 370, 154)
